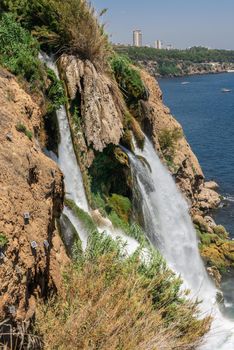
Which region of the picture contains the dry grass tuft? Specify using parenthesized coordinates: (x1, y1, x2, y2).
(47, 0, 112, 71)
(35, 237, 211, 350)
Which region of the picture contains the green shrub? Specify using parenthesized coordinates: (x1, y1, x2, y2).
(0, 13, 43, 84)
(0, 13, 66, 112)
(213, 225, 229, 239)
(91, 192, 107, 215)
(110, 54, 147, 103)
(108, 194, 131, 223)
(46, 68, 66, 112)
(198, 232, 220, 247)
(84, 230, 125, 262)
(15, 122, 33, 140)
(0, 233, 8, 248)
(128, 222, 148, 246)
(71, 106, 81, 130)
(200, 233, 212, 246)
(159, 127, 183, 160)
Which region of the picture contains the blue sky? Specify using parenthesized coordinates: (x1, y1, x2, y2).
(91, 0, 234, 49)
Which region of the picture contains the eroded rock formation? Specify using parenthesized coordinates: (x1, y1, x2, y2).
(59, 55, 124, 151)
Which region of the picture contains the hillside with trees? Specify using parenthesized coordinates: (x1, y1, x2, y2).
(115, 46, 234, 76)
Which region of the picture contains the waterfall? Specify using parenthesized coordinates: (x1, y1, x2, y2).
(126, 136, 234, 349)
(39, 53, 234, 348)
(39, 53, 89, 212)
(40, 53, 138, 254)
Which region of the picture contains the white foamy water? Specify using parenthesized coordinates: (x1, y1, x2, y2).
(127, 136, 234, 349)
(40, 53, 138, 255)
(40, 53, 89, 211)
(98, 224, 139, 256)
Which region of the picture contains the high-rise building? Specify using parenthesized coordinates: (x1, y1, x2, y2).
(133, 30, 142, 47)
(155, 40, 162, 49)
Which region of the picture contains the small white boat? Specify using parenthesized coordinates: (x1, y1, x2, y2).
(222, 88, 232, 93)
(227, 69, 234, 73)
(181, 81, 190, 85)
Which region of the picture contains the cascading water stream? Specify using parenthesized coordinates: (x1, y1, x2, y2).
(40, 53, 138, 254)
(40, 53, 89, 249)
(39, 53, 89, 212)
(126, 136, 234, 349)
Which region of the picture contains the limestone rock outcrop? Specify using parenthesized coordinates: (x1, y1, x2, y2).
(59, 55, 124, 151)
(197, 186, 221, 211)
(0, 68, 68, 323)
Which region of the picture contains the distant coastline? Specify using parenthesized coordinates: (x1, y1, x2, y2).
(115, 45, 234, 78)
(138, 60, 234, 78)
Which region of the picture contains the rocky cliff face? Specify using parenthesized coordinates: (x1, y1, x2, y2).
(0, 68, 68, 326)
(0, 52, 228, 329)
(59, 55, 124, 152)
(138, 68, 220, 214)
(59, 54, 221, 214)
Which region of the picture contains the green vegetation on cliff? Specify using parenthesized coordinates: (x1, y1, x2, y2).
(0, 233, 8, 248)
(0, 13, 66, 108)
(2, 0, 111, 71)
(0, 13, 41, 84)
(110, 54, 147, 102)
(15, 122, 33, 140)
(35, 232, 211, 350)
(65, 198, 97, 234)
(159, 127, 183, 162)
(195, 217, 234, 274)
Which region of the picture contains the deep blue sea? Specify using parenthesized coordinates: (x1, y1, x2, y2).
(158, 73, 234, 236)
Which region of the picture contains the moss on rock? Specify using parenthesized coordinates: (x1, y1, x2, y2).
(213, 225, 229, 239)
(200, 241, 234, 274)
(108, 194, 132, 223)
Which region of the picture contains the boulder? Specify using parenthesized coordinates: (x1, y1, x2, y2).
(197, 187, 221, 211)
(204, 181, 219, 191)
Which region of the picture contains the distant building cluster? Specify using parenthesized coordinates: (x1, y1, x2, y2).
(132, 30, 173, 50)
